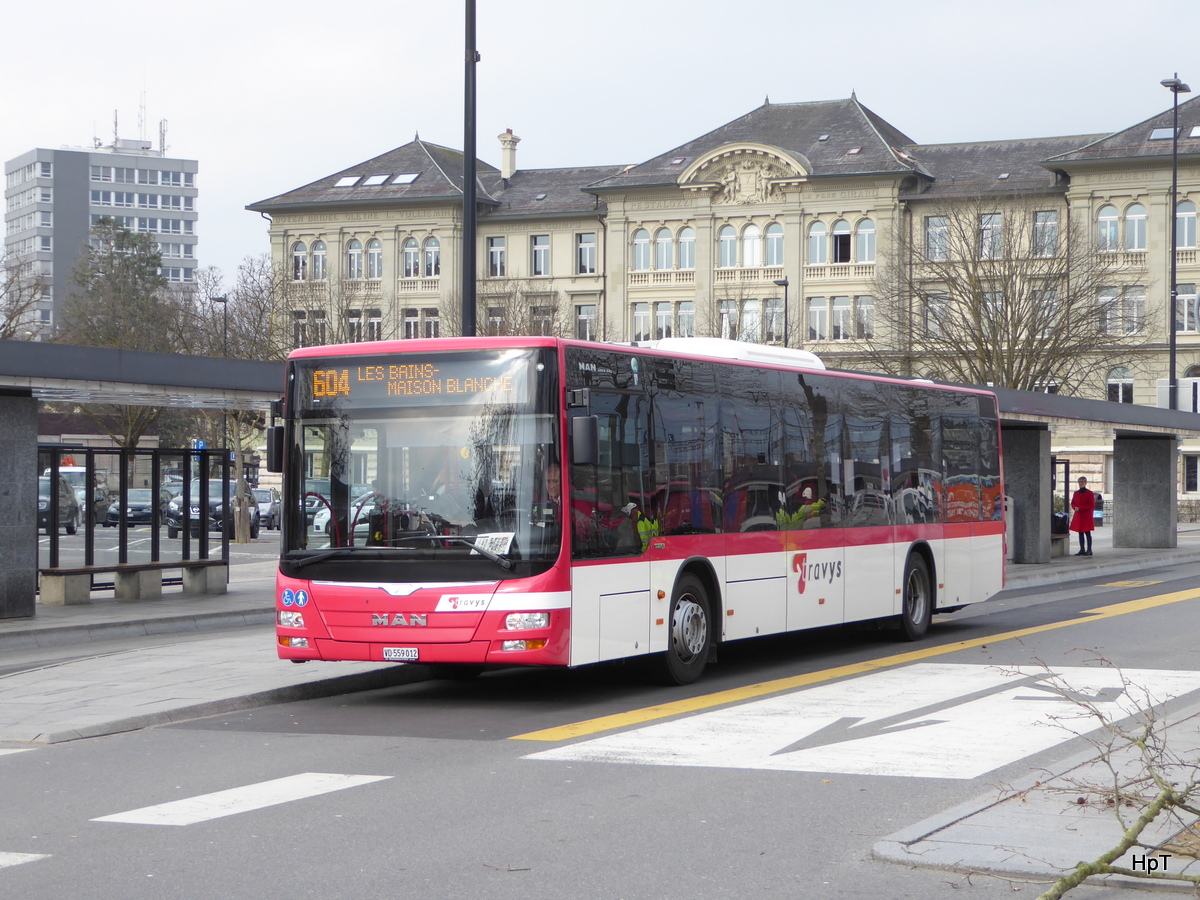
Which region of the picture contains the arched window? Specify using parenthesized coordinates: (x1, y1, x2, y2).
(718, 225, 737, 267)
(291, 241, 307, 281)
(856, 219, 876, 263)
(311, 241, 327, 280)
(1124, 204, 1146, 251)
(632, 229, 651, 271)
(1178, 201, 1197, 249)
(402, 238, 419, 278)
(742, 224, 762, 268)
(765, 223, 783, 266)
(655, 228, 673, 270)
(366, 239, 383, 280)
(832, 220, 851, 263)
(1097, 205, 1119, 252)
(423, 237, 440, 277)
(678, 228, 695, 269)
(346, 239, 363, 279)
(807, 222, 827, 265)
(1107, 367, 1134, 404)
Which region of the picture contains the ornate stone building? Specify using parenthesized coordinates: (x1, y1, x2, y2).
(247, 93, 1200, 494)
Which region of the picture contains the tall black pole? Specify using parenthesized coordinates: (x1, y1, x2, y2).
(461, 0, 478, 337)
(1169, 82, 1181, 409)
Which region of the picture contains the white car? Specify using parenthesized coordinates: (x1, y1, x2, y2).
(312, 492, 377, 538)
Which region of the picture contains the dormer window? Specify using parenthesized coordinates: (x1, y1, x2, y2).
(334, 175, 361, 187)
(361, 174, 389, 186)
(392, 173, 419, 185)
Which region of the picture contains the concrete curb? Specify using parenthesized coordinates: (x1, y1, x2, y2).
(0, 608, 277, 651)
(19, 663, 430, 744)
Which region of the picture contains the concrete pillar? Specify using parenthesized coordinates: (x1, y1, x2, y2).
(1113, 435, 1177, 548)
(1002, 425, 1052, 564)
(0, 392, 37, 618)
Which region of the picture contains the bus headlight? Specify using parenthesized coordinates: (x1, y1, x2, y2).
(278, 611, 305, 628)
(505, 612, 549, 630)
(501, 639, 548, 652)
(278, 636, 309, 648)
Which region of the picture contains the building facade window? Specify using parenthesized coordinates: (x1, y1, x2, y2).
(765, 297, 783, 343)
(575, 303, 597, 340)
(654, 301, 673, 339)
(1107, 367, 1134, 404)
(423, 237, 441, 277)
(765, 223, 784, 267)
(807, 297, 827, 341)
(1099, 285, 1145, 335)
(678, 227, 695, 269)
(719, 300, 738, 340)
(312, 241, 327, 280)
(632, 302, 651, 342)
(1177, 283, 1197, 332)
(855, 219, 875, 263)
(531, 234, 550, 276)
(576, 233, 596, 274)
(632, 229, 651, 271)
(1033, 211, 1058, 257)
(366, 239, 383, 279)
(346, 239, 363, 279)
(422, 308, 440, 338)
(926, 216, 948, 261)
(404, 308, 420, 339)
(1186, 456, 1200, 493)
(855, 295, 875, 339)
(678, 301, 695, 337)
(1178, 201, 1197, 249)
(718, 226, 737, 267)
(742, 224, 762, 268)
(831, 296, 852, 340)
(832, 220, 851, 264)
(808, 222, 827, 264)
(1124, 204, 1147, 251)
(403, 238, 419, 278)
(1097, 205, 1119, 252)
(487, 236, 506, 277)
(980, 213, 1002, 259)
(655, 228, 673, 270)
(291, 242, 307, 281)
(740, 299, 761, 342)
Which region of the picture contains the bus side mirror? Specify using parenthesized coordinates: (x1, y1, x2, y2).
(266, 426, 284, 473)
(570, 415, 599, 466)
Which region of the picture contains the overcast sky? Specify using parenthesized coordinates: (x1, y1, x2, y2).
(4, 0, 1198, 283)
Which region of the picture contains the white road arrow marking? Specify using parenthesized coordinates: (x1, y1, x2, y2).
(92, 773, 392, 826)
(0, 852, 49, 869)
(525, 665, 1200, 779)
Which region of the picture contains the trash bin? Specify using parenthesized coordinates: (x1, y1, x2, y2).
(1051, 511, 1069, 534)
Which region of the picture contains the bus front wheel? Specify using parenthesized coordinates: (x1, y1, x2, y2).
(660, 573, 712, 685)
(899, 554, 932, 641)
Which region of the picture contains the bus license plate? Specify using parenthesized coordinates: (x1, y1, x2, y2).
(383, 647, 419, 661)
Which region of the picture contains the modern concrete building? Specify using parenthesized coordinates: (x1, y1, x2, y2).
(4, 137, 199, 334)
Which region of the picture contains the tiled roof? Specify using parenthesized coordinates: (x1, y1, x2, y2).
(899, 135, 1105, 199)
(1046, 94, 1200, 165)
(483, 166, 626, 217)
(585, 96, 922, 191)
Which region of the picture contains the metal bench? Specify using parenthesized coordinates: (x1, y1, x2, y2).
(39, 559, 229, 605)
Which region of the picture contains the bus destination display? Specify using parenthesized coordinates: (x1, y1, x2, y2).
(298, 353, 532, 409)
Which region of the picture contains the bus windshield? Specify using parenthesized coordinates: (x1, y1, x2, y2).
(283, 347, 561, 575)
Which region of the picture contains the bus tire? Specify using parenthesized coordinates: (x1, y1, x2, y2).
(660, 573, 712, 685)
(899, 553, 933, 641)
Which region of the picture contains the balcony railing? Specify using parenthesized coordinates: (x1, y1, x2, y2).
(803, 263, 875, 280)
(713, 266, 784, 285)
(398, 277, 440, 293)
(629, 270, 696, 287)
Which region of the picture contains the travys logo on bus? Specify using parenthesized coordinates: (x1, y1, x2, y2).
(792, 553, 842, 593)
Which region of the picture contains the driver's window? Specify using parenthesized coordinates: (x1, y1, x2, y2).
(570, 392, 648, 559)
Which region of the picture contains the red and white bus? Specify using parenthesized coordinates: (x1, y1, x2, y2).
(269, 336, 1005, 684)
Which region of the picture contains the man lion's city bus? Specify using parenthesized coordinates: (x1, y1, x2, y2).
(268, 336, 1005, 685)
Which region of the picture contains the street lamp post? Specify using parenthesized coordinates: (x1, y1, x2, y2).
(1163, 74, 1191, 410)
(773, 277, 790, 347)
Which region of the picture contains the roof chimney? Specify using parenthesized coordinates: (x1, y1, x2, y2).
(499, 128, 521, 180)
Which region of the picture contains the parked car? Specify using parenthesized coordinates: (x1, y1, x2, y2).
(45, 466, 107, 526)
(253, 487, 282, 530)
(104, 488, 172, 528)
(38, 475, 81, 535)
(165, 480, 260, 539)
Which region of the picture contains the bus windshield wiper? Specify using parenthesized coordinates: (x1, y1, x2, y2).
(285, 546, 393, 569)
(393, 535, 515, 570)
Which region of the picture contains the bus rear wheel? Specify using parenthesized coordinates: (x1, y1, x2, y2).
(660, 573, 712, 685)
(899, 554, 932, 641)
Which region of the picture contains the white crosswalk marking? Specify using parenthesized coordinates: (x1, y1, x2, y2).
(92, 773, 392, 826)
(0, 749, 33, 758)
(0, 852, 49, 869)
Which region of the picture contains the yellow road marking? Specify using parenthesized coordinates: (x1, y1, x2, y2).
(510, 587, 1200, 743)
(1097, 580, 1163, 587)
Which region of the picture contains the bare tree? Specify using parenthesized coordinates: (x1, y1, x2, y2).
(0, 251, 50, 340)
(861, 193, 1145, 393)
(470, 279, 569, 337)
(280, 276, 397, 347)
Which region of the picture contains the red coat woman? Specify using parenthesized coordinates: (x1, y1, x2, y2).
(1069, 476, 1095, 556)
